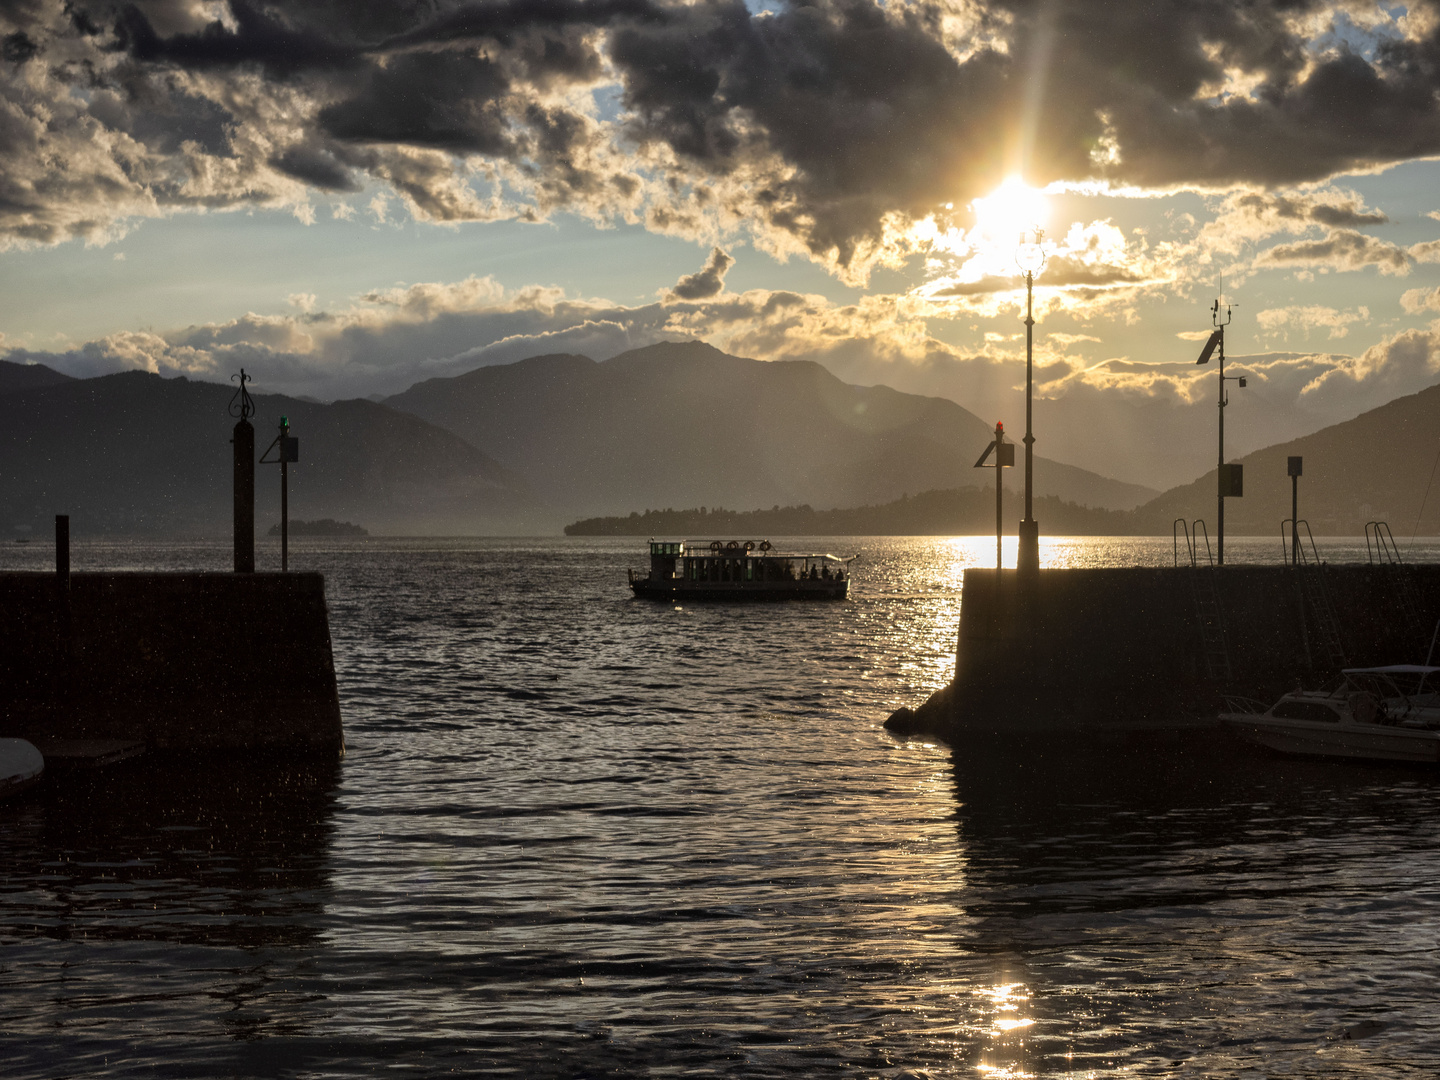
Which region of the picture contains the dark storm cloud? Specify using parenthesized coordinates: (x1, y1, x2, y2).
(610, 0, 1011, 265)
(269, 144, 362, 191)
(668, 246, 733, 300)
(386, 0, 669, 48)
(115, 1, 366, 77)
(11, 1, 1440, 269)
(2, 30, 38, 62)
(319, 49, 515, 153)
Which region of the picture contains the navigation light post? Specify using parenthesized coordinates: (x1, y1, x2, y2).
(974, 421, 1015, 570)
(1016, 230, 1046, 577)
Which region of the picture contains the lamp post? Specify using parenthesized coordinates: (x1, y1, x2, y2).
(1016, 230, 1047, 577)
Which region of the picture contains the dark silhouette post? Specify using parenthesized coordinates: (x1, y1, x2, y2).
(262, 415, 300, 572)
(974, 421, 1015, 570)
(55, 514, 69, 588)
(230, 370, 256, 573)
(280, 415, 290, 572)
(1016, 231, 1046, 578)
(1216, 305, 1226, 565)
(1289, 456, 1303, 565)
(995, 422, 1003, 569)
(1195, 291, 1245, 565)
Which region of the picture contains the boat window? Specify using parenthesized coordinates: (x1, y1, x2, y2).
(1271, 700, 1342, 723)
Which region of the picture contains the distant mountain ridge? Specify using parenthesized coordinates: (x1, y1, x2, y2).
(1136, 379, 1440, 536)
(0, 371, 541, 536)
(386, 341, 1158, 516)
(2, 347, 1434, 538)
(0, 359, 72, 395)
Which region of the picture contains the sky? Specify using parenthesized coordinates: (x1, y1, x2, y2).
(6, 0, 1440, 490)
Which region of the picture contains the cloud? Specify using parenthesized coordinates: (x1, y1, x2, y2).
(1199, 189, 1390, 255)
(7, 1, 1440, 281)
(1410, 238, 1440, 264)
(1255, 304, 1370, 340)
(922, 217, 1171, 318)
(1254, 228, 1411, 275)
(666, 246, 734, 301)
(1401, 286, 1440, 315)
(4, 262, 936, 400)
(1295, 328, 1440, 406)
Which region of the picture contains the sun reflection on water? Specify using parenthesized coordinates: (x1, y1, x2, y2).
(968, 981, 1041, 1078)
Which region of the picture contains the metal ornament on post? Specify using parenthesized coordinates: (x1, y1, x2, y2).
(1015, 229, 1047, 577)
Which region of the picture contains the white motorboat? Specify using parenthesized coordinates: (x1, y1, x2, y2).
(1220, 666, 1440, 763)
(0, 738, 44, 798)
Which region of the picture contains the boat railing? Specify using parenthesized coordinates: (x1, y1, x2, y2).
(1220, 694, 1269, 715)
(1280, 519, 1322, 567)
(1364, 521, 1403, 565)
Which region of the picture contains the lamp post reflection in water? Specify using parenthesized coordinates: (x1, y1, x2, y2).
(1015, 231, 1047, 577)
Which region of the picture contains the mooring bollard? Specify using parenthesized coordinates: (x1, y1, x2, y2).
(55, 513, 69, 588)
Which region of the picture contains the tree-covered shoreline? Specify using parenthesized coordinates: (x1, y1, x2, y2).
(564, 487, 1136, 537)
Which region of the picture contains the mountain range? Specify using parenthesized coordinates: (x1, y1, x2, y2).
(385, 341, 1156, 517)
(3, 342, 1437, 537)
(1135, 379, 1440, 538)
(0, 366, 538, 536)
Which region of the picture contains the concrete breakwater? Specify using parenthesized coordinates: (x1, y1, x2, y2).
(0, 572, 344, 754)
(889, 565, 1440, 737)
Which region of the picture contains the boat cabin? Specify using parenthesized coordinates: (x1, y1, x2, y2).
(648, 540, 849, 585)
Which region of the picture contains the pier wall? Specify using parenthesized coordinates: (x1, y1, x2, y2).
(896, 565, 1440, 736)
(0, 573, 344, 753)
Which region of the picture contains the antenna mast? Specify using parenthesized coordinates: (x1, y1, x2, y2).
(1212, 290, 1231, 565)
(1194, 278, 1245, 565)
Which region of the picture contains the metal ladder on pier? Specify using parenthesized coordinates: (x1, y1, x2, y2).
(1282, 518, 1347, 672)
(1365, 521, 1427, 642)
(1175, 519, 1232, 683)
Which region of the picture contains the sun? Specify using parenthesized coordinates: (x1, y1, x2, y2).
(970, 176, 1049, 246)
(920, 175, 1057, 290)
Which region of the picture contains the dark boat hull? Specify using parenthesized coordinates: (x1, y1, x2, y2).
(631, 579, 848, 601)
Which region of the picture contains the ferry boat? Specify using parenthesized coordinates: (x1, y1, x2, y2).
(629, 539, 855, 601)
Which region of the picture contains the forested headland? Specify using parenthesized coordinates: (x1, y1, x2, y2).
(564, 487, 1137, 536)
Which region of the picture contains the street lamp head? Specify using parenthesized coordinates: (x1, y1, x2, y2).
(1015, 227, 1047, 276)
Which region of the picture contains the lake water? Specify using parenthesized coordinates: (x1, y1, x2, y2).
(4, 536, 1440, 1078)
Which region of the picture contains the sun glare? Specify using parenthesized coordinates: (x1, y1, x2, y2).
(971, 177, 1049, 247)
(923, 177, 1053, 288)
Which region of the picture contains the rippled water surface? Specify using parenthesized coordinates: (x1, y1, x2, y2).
(4, 536, 1440, 1078)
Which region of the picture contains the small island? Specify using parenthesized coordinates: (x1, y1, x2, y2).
(268, 518, 369, 537)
